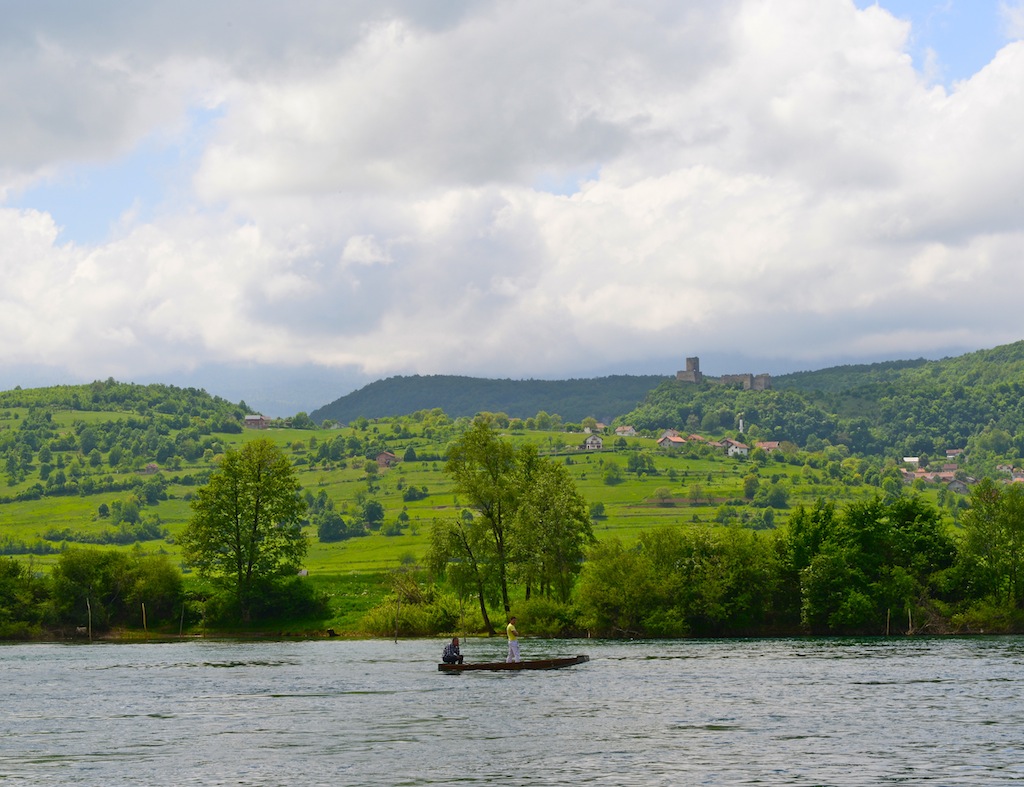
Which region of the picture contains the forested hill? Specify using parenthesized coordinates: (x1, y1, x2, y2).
(0, 379, 249, 431)
(309, 374, 668, 424)
(773, 341, 1024, 395)
(772, 358, 930, 394)
(620, 340, 1024, 463)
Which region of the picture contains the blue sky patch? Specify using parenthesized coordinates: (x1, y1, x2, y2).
(856, 0, 1010, 85)
(9, 106, 222, 246)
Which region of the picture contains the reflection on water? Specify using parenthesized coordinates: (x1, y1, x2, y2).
(2, 638, 1024, 785)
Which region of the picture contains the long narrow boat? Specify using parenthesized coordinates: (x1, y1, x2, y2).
(438, 654, 589, 672)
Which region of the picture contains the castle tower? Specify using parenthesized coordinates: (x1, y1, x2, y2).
(676, 356, 703, 384)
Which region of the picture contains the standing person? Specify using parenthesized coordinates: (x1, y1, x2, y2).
(506, 616, 521, 663)
(442, 637, 464, 665)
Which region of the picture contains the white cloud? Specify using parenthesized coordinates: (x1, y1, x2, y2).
(1002, 2, 1024, 39)
(0, 0, 1023, 408)
(341, 235, 392, 267)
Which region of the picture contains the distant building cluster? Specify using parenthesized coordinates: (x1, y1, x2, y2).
(676, 357, 771, 391)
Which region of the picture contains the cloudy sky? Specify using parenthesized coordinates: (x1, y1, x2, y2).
(3, 0, 1023, 415)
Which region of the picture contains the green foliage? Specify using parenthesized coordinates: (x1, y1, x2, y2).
(430, 422, 593, 632)
(180, 439, 307, 621)
(790, 497, 955, 634)
(958, 479, 1024, 611)
(511, 455, 594, 603)
(361, 499, 385, 529)
(6, 345, 1024, 637)
(576, 526, 786, 637)
(627, 452, 657, 477)
(42, 516, 167, 545)
(201, 575, 329, 626)
(602, 463, 624, 485)
(614, 340, 1024, 462)
(360, 573, 464, 636)
(625, 383, 841, 447)
(514, 596, 581, 637)
(0, 556, 49, 638)
(311, 374, 666, 424)
(48, 548, 182, 631)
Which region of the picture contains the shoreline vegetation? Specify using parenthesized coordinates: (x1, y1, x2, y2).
(4, 344, 1024, 641)
(7, 483, 1024, 641)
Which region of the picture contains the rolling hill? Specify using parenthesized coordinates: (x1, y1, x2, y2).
(309, 374, 668, 424)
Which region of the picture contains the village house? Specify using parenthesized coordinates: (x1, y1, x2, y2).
(657, 435, 687, 449)
(615, 425, 637, 437)
(583, 435, 603, 450)
(755, 441, 781, 453)
(244, 414, 269, 429)
(722, 438, 749, 458)
(376, 451, 398, 469)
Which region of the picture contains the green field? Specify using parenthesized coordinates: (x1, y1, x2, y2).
(0, 405, 912, 581)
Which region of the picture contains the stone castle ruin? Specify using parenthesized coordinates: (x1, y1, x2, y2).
(676, 357, 771, 391)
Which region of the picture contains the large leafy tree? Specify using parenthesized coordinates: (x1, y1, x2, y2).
(511, 453, 594, 603)
(429, 510, 501, 635)
(48, 548, 182, 633)
(0, 556, 50, 637)
(431, 421, 592, 627)
(959, 479, 1024, 609)
(792, 496, 955, 634)
(180, 439, 307, 620)
(576, 526, 784, 637)
(441, 422, 522, 615)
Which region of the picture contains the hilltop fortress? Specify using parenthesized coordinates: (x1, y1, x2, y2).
(676, 357, 771, 391)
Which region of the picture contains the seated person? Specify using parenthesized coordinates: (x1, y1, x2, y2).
(442, 636, 464, 664)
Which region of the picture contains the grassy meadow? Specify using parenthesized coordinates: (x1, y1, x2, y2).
(1, 400, 952, 632)
(1, 407, 900, 571)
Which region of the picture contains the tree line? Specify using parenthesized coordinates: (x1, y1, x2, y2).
(576, 481, 1024, 636)
(374, 423, 1024, 637)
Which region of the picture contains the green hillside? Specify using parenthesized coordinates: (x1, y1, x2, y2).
(0, 378, 898, 574)
(309, 374, 667, 424)
(3, 342, 1024, 637)
(619, 340, 1024, 471)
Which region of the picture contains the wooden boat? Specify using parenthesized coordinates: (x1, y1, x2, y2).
(438, 654, 589, 672)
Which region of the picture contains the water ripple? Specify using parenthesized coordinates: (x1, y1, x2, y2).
(3, 638, 1024, 785)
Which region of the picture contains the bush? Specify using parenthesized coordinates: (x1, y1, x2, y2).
(515, 597, 583, 637)
(202, 577, 329, 625)
(360, 586, 465, 636)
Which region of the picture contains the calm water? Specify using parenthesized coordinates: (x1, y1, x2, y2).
(2, 637, 1024, 785)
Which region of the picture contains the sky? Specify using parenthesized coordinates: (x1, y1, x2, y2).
(2, 0, 1024, 416)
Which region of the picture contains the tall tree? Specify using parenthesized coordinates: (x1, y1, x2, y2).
(180, 439, 306, 621)
(443, 422, 520, 613)
(429, 511, 499, 635)
(511, 453, 594, 603)
(960, 479, 1024, 609)
(434, 422, 593, 619)
(794, 496, 954, 634)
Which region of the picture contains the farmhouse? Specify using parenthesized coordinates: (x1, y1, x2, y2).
(722, 438, 749, 458)
(244, 414, 269, 429)
(583, 435, 604, 450)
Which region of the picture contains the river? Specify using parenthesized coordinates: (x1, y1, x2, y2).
(2, 637, 1023, 785)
